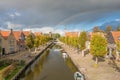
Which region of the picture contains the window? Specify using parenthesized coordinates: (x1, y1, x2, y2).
(9, 39, 14, 44)
(10, 45, 14, 52)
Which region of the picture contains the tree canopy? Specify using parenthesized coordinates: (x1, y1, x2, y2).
(78, 31, 87, 50)
(116, 41, 120, 51)
(93, 26, 100, 32)
(26, 34, 34, 49)
(106, 26, 112, 32)
(90, 34, 107, 57)
(34, 35, 40, 48)
(26, 33, 52, 50)
(59, 36, 78, 48)
(116, 26, 120, 31)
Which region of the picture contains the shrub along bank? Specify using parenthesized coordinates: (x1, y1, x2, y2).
(0, 59, 25, 80)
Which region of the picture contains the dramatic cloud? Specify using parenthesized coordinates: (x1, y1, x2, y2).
(0, 0, 120, 31)
(6, 21, 23, 29)
(23, 26, 79, 35)
(23, 27, 54, 34)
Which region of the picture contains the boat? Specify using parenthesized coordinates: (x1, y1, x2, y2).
(74, 72, 84, 80)
(62, 52, 68, 59)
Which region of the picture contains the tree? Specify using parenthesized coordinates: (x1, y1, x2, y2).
(78, 31, 87, 56)
(59, 36, 78, 48)
(106, 26, 112, 32)
(53, 33, 61, 39)
(26, 34, 34, 52)
(93, 26, 100, 32)
(39, 35, 52, 45)
(116, 26, 120, 31)
(34, 35, 40, 52)
(116, 41, 120, 61)
(90, 34, 107, 64)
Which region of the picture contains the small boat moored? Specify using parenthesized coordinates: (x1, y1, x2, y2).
(62, 52, 68, 59)
(74, 71, 85, 80)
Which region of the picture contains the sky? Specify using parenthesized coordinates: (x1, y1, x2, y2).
(0, 0, 120, 35)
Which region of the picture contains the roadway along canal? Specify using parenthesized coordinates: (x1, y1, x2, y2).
(21, 45, 78, 80)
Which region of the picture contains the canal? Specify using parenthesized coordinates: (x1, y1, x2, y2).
(21, 45, 78, 80)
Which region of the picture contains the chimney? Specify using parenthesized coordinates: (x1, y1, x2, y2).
(10, 28, 13, 33)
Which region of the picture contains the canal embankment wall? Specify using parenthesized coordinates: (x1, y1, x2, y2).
(12, 41, 55, 80)
(57, 42, 87, 80)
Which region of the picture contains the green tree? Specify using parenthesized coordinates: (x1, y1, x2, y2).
(39, 35, 52, 45)
(106, 26, 112, 32)
(34, 35, 40, 52)
(116, 41, 120, 61)
(93, 26, 100, 32)
(116, 26, 120, 31)
(59, 36, 78, 48)
(90, 34, 107, 64)
(26, 34, 34, 52)
(78, 31, 87, 56)
(53, 33, 61, 39)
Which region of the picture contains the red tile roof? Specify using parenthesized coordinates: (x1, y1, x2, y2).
(65, 32, 79, 37)
(111, 31, 120, 42)
(0, 30, 11, 39)
(13, 31, 22, 40)
(23, 31, 30, 36)
(88, 32, 105, 40)
(34, 32, 42, 36)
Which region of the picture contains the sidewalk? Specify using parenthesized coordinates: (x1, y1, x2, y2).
(0, 44, 48, 64)
(58, 42, 120, 80)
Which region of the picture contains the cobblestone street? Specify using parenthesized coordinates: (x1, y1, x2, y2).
(58, 41, 120, 80)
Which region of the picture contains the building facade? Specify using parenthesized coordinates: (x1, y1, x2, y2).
(65, 32, 80, 37)
(0, 29, 18, 55)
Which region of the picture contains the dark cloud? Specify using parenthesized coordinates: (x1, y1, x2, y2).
(0, 0, 120, 29)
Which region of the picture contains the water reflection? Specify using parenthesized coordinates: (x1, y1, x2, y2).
(65, 57, 78, 73)
(22, 50, 50, 80)
(22, 46, 78, 80)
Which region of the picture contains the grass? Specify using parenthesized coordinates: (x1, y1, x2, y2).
(4, 60, 25, 80)
(0, 60, 11, 70)
(0, 64, 10, 70)
(4, 66, 23, 80)
(0, 60, 25, 80)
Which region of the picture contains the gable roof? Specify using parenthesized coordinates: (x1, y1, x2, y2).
(13, 31, 22, 40)
(0, 30, 11, 39)
(111, 31, 120, 42)
(23, 31, 30, 37)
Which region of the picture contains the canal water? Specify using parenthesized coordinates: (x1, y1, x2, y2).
(21, 45, 78, 80)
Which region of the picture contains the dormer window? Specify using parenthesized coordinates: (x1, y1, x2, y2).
(118, 36, 120, 40)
